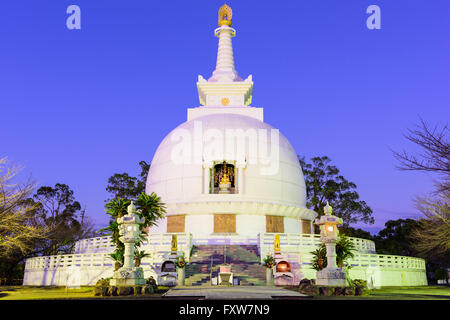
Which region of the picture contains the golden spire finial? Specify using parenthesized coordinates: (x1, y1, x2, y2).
(218, 4, 232, 27)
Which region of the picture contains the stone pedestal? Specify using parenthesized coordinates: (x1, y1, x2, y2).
(218, 183, 231, 194)
(177, 268, 185, 286)
(274, 273, 294, 286)
(266, 268, 273, 286)
(110, 267, 146, 286)
(218, 272, 233, 285)
(316, 268, 346, 287)
(218, 265, 233, 285)
(159, 273, 177, 287)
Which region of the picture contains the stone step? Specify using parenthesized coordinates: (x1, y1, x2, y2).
(184, 244, 267, 286)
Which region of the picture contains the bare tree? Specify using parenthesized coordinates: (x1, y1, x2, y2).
(0, 157, 48, 258)
(411, 193, 450, 266)
(393, 118, 449, 192)
(393, 118, 450, 269)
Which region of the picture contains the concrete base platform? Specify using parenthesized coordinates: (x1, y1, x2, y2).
(163, 286, 311, 300)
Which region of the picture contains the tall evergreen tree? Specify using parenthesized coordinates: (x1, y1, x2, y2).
(105, 161, 150, 202)
(299, 156, 374, 227)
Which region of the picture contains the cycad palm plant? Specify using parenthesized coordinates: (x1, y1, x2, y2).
(134, 250, 151, 267)
(99, 192, 166, 271)
(336, 235, 355, 268)
(311, 245, 327, 271)
(109, 250, 124, 271)
(311, 235, 356, 270)
(106, 198, 130, 219)
(135, 192, 166, 230)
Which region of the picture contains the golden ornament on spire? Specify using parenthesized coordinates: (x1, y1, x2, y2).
(218, 4, 232, 27)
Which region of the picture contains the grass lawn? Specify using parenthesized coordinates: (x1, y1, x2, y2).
(0, 286, 167, 300)
(310, 286, 450, 300)
(0, 285, 449, 300)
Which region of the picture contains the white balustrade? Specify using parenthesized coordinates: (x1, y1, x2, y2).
(24, 231, 426, 286)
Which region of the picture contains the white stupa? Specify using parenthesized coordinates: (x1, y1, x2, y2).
(146, 4, 316, 238)
(22, 5, 427, 288)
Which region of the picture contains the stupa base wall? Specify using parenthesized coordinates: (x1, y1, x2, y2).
(23, 233, 428, 288)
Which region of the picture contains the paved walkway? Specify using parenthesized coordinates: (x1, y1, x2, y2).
(163, 286, 311, 300)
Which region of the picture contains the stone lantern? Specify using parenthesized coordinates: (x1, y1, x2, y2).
(110, 201, 146, 286)
(314, 202, 346, 286)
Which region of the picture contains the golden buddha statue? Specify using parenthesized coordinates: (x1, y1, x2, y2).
(171, 234, 177, 252)
(274, 234, 281, 252)
(220, 164, 231, 184)
(218, 161, 232, 194)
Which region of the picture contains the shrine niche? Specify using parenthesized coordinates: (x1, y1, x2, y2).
(167, 215, 185, 233)
(212, 161, 236, 194)
(214, 214, 236, 233)
(161, 261, 176, 273)
(266, 215, 284, 233)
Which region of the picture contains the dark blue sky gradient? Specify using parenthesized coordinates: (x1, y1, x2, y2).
(1, 1, 449, 233)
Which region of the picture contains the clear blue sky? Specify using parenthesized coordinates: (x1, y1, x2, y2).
(1, 1, 448, 234)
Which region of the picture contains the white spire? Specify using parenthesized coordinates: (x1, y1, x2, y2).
(196, 5, 254, 109)
(209, 25, 241, 82)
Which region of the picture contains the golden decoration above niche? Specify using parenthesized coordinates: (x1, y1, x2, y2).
(221, 97, 230, 106)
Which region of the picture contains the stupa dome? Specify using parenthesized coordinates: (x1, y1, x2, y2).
(145, 113, 316, 236)
(147, 113, 306, 207)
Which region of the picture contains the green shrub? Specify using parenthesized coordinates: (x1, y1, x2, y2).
(351, 279, 367, 289)
(95, 278, 110, 287)
(434, 268, 448, 280)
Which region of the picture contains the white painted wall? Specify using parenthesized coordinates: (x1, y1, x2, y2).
(236, 215, 265, 235)
(148, 217, 167, 234)
(185, 214, 214, 236)
(284, 217, 301, 233)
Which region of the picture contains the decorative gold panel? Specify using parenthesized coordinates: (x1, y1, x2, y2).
(167, 215, 185, 233)
(214, 214, 236, 233)
(266, 215, 284, 233)
(301, 219, 312, 234)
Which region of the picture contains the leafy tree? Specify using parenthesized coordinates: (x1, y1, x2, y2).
(340, 226, 374, 241)
(374, 219, 420, 256)
(299, 156, 374, 227)
(32, 183, 96, 256)
(0, 159, 96, 283)
(105, 161, 150, 202)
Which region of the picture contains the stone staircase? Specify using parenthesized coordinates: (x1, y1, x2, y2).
(185, 245, 267, 286)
